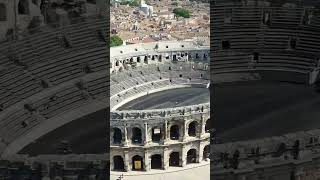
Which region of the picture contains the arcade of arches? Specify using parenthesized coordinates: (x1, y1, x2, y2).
(111, 118, 210, 145)
(111, 145, 210, 172)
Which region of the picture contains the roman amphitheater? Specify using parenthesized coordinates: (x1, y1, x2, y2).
(110, 41, 211, 179)
(212, 0, 320, 180)
(0, 0, 108, 179)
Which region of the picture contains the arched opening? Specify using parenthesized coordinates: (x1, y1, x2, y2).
(203, 53, 207, 60)
(188, 121, 198, 137)
(113, 128, 122, 144)
(152, 127, 161, 143)
(132, 127, 142, 144)
(132, 155, 143, 171)
(170, 125, 179, 140)
(0, 4, 7, 21)
(169, 152, 180, 167)
(173, 54, 177, 61)
(203, 145, 210, 160)
(113, 156, 125, 171)
(187, 149, 197, 164)
(144, 56, 148, 64)
(137, 57, 141, 63)
(205, 119, 210, 132)
(18, 0, 29, 15)
(115, 61, 119, 66)
(151, 154, 162, 169)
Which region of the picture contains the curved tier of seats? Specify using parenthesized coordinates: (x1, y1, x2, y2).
(212, 6, 320, 83)
(110, 61, 210, 110)
(0, 16, 108, 156)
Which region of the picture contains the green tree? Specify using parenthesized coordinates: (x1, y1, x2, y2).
(129, 0, 140, 6)
(173, 8, 191, 18)
(110, 36, 123, 47)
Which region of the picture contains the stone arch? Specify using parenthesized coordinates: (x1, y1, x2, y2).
(131, 127, 142, 144)
(0, 3, 7, 21)
(113, 156, 125, 171)
(132, 155, 144, 171)
(205, 118, 210, 132)
(169, 152, 180, 167)
(187, 149, 197, 164)
(151, 154, 162, 169)
(151, 126, 162, 143)
(113, 127, 122, 144)
(203, 145, 210, 160)
(170, 124, 179, 140)
(18, 0, 30, 15)
(144, 56, 148, 64)
(188, 121, 198, 137)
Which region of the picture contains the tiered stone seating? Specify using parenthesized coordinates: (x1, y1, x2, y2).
(0, 109, 39, 144)
(0, 16, 108, 154)
(30, 86, 89, 119)
(110, 61, 209, 109)
(212, 6, 320, 80)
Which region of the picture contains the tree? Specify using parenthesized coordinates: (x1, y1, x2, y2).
(110, 36, 123, 47)
(173, 8, 191, 18)
(129, 0, 140, 7)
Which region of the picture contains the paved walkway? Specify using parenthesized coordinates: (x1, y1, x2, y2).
(111, 162, 210, 180)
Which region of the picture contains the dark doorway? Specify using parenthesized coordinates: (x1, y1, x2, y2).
(173, 55, 177, 61)
(188, 121, 198, 137)
(170, 125, 179, 140)
(0, 4, 6, 21)
(113, 128, 122, 144)
(205, 119, 210, 132)
(132, 127, 142, 144)
(151, 154, 162, 169)
(187, 149, 197, 164)
(18, 0, 29, 14)
(203, 145, 210, 160)
(169, 152, 180, 167)
(113, 156, 125, 171)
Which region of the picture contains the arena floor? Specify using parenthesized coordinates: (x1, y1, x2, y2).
(18, 109, 108, 156)
(118, 87, 210, 110)
(214, 80, 320, 142)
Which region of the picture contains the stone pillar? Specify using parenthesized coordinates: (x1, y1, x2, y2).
(144, 150, 150, 171)
(110, 128, 114, 145)
(124, 150, 130, 172)
(124, 124, 129, 146)
(164, 119, 168, 144)
(200, 115, 205, 138)
(163, 147, 169, 170)
(199, 142, 204, 162)
(144, 123, 148, 145)
(182, 119, 187, 141)
(181, 144, 187, 167)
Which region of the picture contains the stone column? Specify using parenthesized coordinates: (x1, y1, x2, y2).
(124, 150, 130, 172)
(124, 124, 129, 146)
(181, 144, 187, 167)
(200, 115, 205, 138)
(164, 119, 168, 144)
(144, 150, 150, 171)
(144, 123, 148, 145)
(183, 119, 187, 141)
(199, 142, 204, 162)
(163, 147, 169, 170)
(110, 128, 114, 145)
